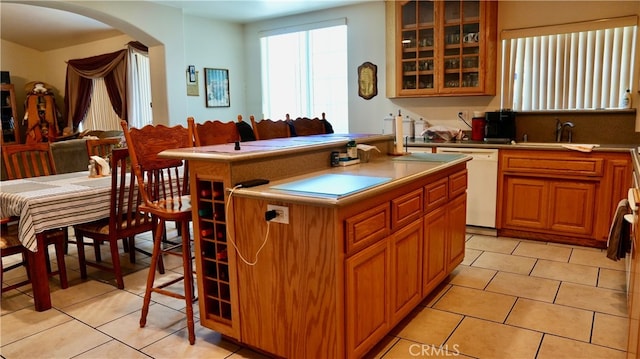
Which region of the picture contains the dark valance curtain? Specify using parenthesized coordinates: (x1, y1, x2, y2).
(64, 49, 128, 129)
(127, 40, 148, 53)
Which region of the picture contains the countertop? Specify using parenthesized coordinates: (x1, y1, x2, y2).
(160, 133, 393, 162)
(161, 133, 469, 206)
(405, 138, 637, 152)
(229, 153, 470, 207)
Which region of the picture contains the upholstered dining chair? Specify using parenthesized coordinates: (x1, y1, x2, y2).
(1, 143, 68, 292)
(250, 115, 292, 140)
(187, 116, 240, 146)
(120, 120, 197, 344)
(72, 148, 156, 289)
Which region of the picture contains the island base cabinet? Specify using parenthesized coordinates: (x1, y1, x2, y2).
(423, 206, 448, 295)
(390, 219, 424, 325)
(346, 240, 390, 359)
(422, 193, 467, 295)
(232, 198, 341, 359)
(448, 194, 467, 272)
(345, 218, 428, 358)
(205, 163, 468, 359)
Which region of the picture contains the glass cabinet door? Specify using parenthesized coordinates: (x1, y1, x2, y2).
(400, 0, 435, 92)
(395, 0, 495, 97)
(441, 0, 480, 92)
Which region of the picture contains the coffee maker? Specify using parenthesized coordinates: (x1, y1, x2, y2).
(484, 110, 516, 143)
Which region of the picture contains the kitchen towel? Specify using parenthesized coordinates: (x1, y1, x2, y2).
(607, 198, 631, 261)
(561, 144, 599, 152)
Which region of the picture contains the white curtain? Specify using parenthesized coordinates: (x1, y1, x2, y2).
(501, 16, 637, 111)
(79, 46, 152, 132)
(127, 46, 152, 128)
(82, 78, 121, 131)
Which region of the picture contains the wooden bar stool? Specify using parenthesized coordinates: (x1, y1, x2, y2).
(120, 120, 196, 344)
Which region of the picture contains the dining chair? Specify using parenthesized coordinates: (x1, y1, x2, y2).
(250, 115, 292, 140)
(2, 142, 56, 179)
(72, 148, 156, 289)
(1, 218, 30, 292)
(187, 116, 240, 146)
(290, 113, 329, 136)
(1, 142, 68, 290)
(1, 215, 68, 293)
(85, 137, 120, 158)
(120, 120, 197, 344)
(65, 138, 122, 258)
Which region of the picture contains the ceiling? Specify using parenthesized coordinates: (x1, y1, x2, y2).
(0, 1, 370, 52)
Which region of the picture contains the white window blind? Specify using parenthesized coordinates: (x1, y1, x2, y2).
(82, 78, 121, 131)
(127, 48, 152, 129)
(81, 49, 152, 131)
(260, 19, 348, 133)
(501, 16, 637, 111)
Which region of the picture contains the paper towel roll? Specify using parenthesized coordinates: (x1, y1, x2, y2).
(395, 115, 403, 154)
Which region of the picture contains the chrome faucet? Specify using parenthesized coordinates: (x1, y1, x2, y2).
(555, 119, 575, 142)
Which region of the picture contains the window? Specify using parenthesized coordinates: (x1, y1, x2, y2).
(501, 16, 637, 111)
(260, 19, 348, 133)
(127, 48, 153, 128)
(79, 47, 151, 131)
(81, 78, 121, 131)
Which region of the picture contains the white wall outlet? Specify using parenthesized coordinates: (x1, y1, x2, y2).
(267, 204, 289, 224)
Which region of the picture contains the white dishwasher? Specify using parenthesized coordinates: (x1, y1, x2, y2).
(409, 147, 498, 228)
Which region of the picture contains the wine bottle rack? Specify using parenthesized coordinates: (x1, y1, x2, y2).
(196, 179, 232, 322)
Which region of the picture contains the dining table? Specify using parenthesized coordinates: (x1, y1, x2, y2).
(0, 171, 115, 311)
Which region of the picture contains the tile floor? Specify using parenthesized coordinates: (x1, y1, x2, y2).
(0, 230, 629, 359)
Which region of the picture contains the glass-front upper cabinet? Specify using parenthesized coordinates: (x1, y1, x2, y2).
(393, 0, 497, 97)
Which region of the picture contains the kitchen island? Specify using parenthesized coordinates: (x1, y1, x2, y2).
(160, 134, 469, 358)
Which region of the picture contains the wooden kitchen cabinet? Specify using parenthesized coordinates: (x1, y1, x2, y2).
(502, 177, 597, 235)
(422, 169, 467, 295)
(390, 219, 423, 325)
(423, 205, 448, 294)
(498, 149, 631, 247)
(346, 239, 390, 358)
(386, 0, 497, 98)
(344, 167, 466, 358)
(448, 193, 467, 271)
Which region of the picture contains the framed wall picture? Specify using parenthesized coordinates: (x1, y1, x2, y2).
(204, 68, 230, 107)
(357, 62, 377, 100)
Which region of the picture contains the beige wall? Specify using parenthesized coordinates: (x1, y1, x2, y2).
(2, 0, 639, 139)
(1, 35, 134, 132)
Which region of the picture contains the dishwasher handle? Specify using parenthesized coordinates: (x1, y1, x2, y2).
(436, 147, 498, 161)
